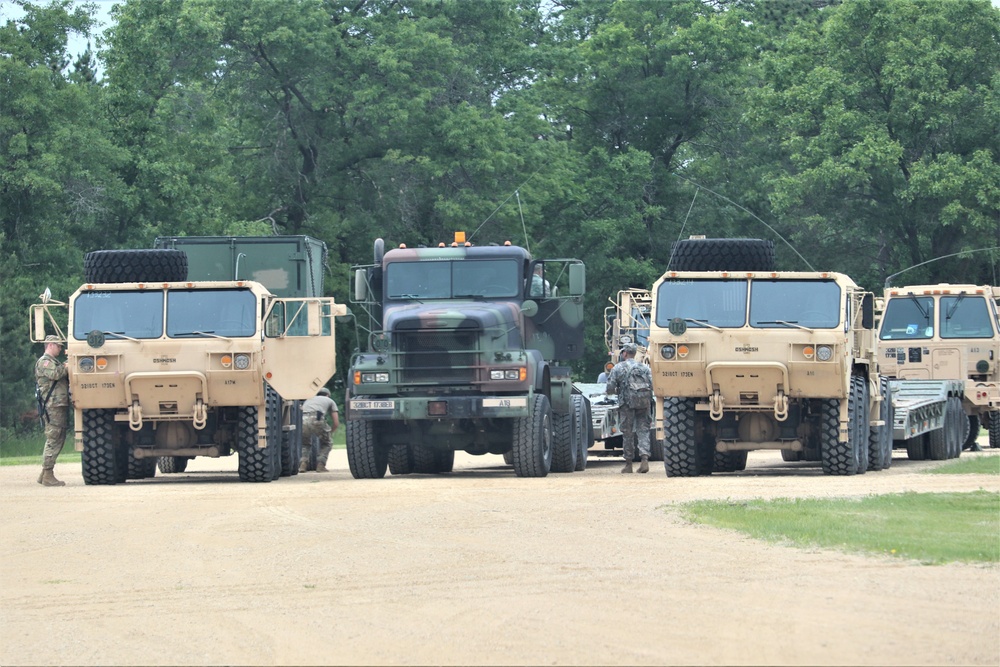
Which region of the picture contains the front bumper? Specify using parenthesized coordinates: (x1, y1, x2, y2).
(348, 394, 530, 421)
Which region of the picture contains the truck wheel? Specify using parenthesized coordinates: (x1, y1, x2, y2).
(781, 449, 802, 462)
(574, 396, 590, 471)
(281, 400, 302, 477)
(236, 405, 275, 482)
(412, 444, 438, 474)
(127, 449, 157, 479)
(346, 420, 388, 479)
(511, 394, 553, 478)
(434, 449, 455, 473)
(853, 376, 869, 474)
(906, 435, 927, 460)
(502, 451, 514, 465)
(551, 402, 579, 473)
(963, 415, 980, 451)
(388, 445, 414, 475)
(868, 377, 893, 471)
(81, 409, 122, 485)
(926, 410, 949, 460)
(157, 456, 188, 473)
(989, 411, 1000, 448)
(84, 249, 188, 283)
(662, 397, 699, 477)
(819, 397, 858, 475)
(308, 435, 319, 471)
(667, 238, 775, 272)
(713, 450, 748, 473)
(947, 397, 964, 459)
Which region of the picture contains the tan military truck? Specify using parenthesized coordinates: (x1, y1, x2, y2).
(30, 244, 346, 484)
(647, 237, 889, 475)
(878, 283, 1000, 456)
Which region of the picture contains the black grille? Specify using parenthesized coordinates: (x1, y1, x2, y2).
(396, 330, 479, 384)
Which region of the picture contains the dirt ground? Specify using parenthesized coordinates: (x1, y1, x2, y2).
(1, 443, 998, 667)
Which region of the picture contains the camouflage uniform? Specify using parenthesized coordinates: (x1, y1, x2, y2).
(605, 357, 652, 463)
(35, 344, 70, 485)
(300, 393, 338, 472)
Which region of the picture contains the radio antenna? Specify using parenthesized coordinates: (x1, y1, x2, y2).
(884, 246, 1000, 289)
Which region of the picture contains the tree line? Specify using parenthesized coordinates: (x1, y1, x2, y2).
(2, 0, 998, 431)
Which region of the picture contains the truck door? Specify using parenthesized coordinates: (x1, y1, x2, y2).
(261, 297, 347, 399)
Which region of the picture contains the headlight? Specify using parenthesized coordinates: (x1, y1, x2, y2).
(234, 354, 251, 369)
(78, 357, 95, 372)
(490, 370, 505, 380)
(490, 369, 523, 380)
(375, 372, 389, 383)
(816, 345, 833, 361)
(361, 372, 389, 383)
(660, 345, 676, 360)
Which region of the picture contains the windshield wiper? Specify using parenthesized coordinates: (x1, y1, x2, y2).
(907, 294, 931, 322)
(172, 330, 233, 340)
(945, 294, 965, 321)
(755, 320, 814, 331)
(685, 318, 723, 331)
(103, 331, 140, 342)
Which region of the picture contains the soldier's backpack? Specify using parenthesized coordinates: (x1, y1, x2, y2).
(624, 362, 652, 410)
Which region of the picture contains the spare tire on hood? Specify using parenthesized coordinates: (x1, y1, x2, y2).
(84, 249, 188, 283)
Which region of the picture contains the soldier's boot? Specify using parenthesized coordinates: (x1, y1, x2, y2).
(637, 456, 649, 474)
(316, 462, 329, 473)
(620, 460, 633, 474)
(38, 456, 65, 487)
(298, 460, 308, 473)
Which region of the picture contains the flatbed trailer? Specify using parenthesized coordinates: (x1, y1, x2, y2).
(890, 379, 967, 460)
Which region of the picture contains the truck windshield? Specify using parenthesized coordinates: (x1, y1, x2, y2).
(749, 279, 841, 329)
(879, 296, 934, 340)
(940, 295, 995, 339)
(167, 288, 257, 337)
(386, 259, 520, 299)
(655, 279, 748, 328)
(73, 290, 164, 340)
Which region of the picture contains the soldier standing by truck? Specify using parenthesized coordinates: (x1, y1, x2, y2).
(300, 387, 339, 473)
(605, 344, 653, 473)
(35, 335, 69, 487)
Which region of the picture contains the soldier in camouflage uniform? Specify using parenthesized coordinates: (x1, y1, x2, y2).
(299, 387, 339, 473)
(605, 344, 653, 473)
(35, 335, 70, 486)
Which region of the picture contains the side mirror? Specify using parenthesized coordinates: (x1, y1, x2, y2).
(354, 269, 368, 301)
(862, 293, 874, 330)
(569, 263, 586, 297)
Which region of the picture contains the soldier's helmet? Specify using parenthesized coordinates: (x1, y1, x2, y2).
(317, 387, 331, 397)
(622, 343, 637, 355)
(43, 335, 62, 345)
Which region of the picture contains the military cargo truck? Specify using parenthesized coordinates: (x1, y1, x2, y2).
(648, 238, 888, 475)
(578, 288, 663, 461)
(29, 238, 346, 484)
(345, 233, 590, 478)
(877, 283, 1000, 456)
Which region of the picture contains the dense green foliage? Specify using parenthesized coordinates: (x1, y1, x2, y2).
(680, 490, 1000, 564)
(2, 0, 998, 430)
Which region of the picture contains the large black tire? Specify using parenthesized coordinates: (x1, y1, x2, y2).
(434, 449, 455, 473)
(662, 397, 700, 477)
(551, 401, 579, 473)
(989, 411, 1000, 448)
(963, 414, 980, 451)
(868, 377, 894, 471)
(947, 397, 965, 459)
(781, 449, 802, 462)
(237, 405, 275, 482)
(511, 394, 553, 478)
(84, 249, 188, 283)
(81, 409, 122, 485)
(157, 456, 188, 474)
(713, 449, 748, 473)
(388, 445, 414, 475)
(412, 444, 439, 474)
(574, 395, 590, 472)
(854, 376, 870, 474)
(906, 435, 927, 460)
(667, 238, 775, 272)
(502, 450, 514, 466)
(926, 403, 950, 461)
(346, 420, 388, 479)
(819, 396, 859, 475)
(127, 449, 157, 479)
(282, 400, 302, 477)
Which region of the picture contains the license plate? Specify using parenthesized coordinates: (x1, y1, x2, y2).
(482, 397, 527, 408)
(351, 400, 395, 410)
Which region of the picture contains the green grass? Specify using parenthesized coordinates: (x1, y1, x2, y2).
(925, 454, 1000, 475)
(679, 491, 1000, 564)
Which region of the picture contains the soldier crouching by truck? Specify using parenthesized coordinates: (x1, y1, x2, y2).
(35, 335, 69, 487)
(300, 388, 339, 473)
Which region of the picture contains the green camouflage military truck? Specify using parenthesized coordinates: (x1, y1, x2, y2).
(346, 233, 589, 478)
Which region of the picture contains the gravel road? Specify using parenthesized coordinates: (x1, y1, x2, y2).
(2, 447, 998, 666)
